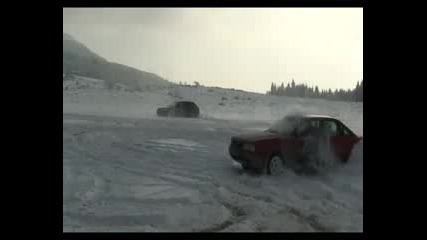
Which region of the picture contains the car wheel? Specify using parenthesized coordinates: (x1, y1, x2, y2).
(267, 155, 284, 175)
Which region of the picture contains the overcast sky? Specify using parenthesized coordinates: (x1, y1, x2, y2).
(63, 8, 363, 93)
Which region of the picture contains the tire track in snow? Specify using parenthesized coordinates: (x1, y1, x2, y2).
(198, 202, 247, 232)
(64, 113, 362, 232)
(281, 205, 334, 232)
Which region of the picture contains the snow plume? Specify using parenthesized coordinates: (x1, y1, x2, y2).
(301, 135, 340, 175)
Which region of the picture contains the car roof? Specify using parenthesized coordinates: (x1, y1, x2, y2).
(302, 114, 336, 120)
(175, 101, 195, 104)
(285, 114, 337, 120)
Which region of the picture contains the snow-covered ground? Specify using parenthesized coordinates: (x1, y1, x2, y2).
(63, 76, 363, 232)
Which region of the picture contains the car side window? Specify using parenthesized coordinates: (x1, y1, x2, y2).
(340, 124, 355, 137)
(310, 120, 320, 128)
(321, 120, 339, 136)
(298, 119, 320, 137)
(341, 126, 350, 136)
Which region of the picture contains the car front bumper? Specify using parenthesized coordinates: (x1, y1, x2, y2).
(229, 144, 265, 170)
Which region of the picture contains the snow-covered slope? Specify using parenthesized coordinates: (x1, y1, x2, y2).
(63, 76, 363, 232)
(63, 33, 171, 90)
(63, 34, 106, 62)
(63, 33, 76, 41)
(63, 76, 363, 135)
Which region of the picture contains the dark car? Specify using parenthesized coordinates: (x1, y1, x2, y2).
(229, 114, 362, 175)
(157, 101, 200, 118)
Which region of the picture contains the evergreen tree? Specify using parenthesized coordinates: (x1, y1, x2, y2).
(266, 79, 362, 102)
(315, 86, 319, 98)
(347, 89, 352, 101)
(285, 83, 290, 96)
(354, 81, 360, 101)
(307, 86, 312, 98)
(279, 82, 285, 95)
(290, 79, 295, 97)
(301, 84, 306, 98)
(296, 84, 301, 97)
(270, 82, 275, 95)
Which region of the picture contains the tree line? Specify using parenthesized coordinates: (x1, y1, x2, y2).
(267, 79, 363, 102)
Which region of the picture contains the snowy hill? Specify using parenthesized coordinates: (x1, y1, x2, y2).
(63, 33, 106, 62)
(63, 75, 363, 135)
(63, 33, 171, 91)
(63, 33, 75, 41)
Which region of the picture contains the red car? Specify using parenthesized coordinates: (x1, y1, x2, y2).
(229, 114, 362, 175)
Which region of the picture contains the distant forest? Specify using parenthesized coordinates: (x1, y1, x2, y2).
(267, 79, 363, 102)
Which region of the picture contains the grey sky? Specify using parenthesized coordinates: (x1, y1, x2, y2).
(63, 8, 363, 93)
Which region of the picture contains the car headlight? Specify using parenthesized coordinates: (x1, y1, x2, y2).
(242, 143, 256, 152)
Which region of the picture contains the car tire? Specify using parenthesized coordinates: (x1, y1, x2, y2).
(267, 154, 284, 175)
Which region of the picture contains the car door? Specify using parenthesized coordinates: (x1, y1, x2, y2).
(321, 119, 358, 162)
(335, 122, 361, 161)
(174, 102, 184, 116)
(277, 118, 304, 167)
(298, 118, 322, 162)
(319, 119, 343, 161)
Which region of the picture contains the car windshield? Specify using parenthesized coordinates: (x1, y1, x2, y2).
(267, 116, 300, 135)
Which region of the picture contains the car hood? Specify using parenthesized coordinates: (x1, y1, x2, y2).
(233, 131, 279, 142)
